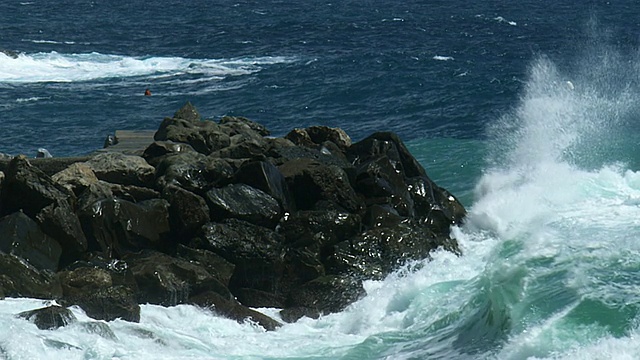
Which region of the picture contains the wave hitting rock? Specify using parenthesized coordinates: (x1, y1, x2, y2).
(0, 102, 466, 330)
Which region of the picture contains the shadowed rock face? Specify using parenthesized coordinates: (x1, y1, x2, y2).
(2, 102, 466, 330)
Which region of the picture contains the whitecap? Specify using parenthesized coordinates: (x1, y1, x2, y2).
(433, 55, 454, 61)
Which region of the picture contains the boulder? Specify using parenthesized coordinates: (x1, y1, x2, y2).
(154, 104, 231, 155)
(283, 275, 365, 321)
(142, 141, 195, 167)
(205, 183, 281, 228)
(86, 152, 155, 188)
(51, 162, 98, 196)
(126, 251, 233, 307)
(1, 156, 87, 265)
(0, 211, 62, 271)
(190, 291, 281, 331)
(277, 210, 361, 250)
(233, 161, 295, 212)
(200, 219, 285, 294)
(58, 267, 140, 322)
(162, 185, 210, 241)
(0, 252, 62, 299)
(79, 198, 171, 257)
(219, 115, 270, 137)
(155, 152, 234, 194)
(18, 305, 77, 330)
(285, 125, 351, 151)
(278, 158, 363, 213)
(175, 244, 235, 287)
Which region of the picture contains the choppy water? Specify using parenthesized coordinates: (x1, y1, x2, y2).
(2, 0, 640, 359)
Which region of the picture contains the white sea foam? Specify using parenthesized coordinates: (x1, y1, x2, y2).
(433, 55, 454, 61)
(0, 51, 295, 84)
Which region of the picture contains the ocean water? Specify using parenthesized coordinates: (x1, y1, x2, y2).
(2, 0, 640, 359)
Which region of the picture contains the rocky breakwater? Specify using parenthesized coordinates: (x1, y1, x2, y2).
(0, 103, 466, 331)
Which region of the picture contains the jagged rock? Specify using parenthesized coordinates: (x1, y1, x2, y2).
(233, 161, 295, 212)
(352, 152, 415, 217)
(233, 287, 286, 308)
(326, 221, 460, 278)
(0, 211, 62, 271)
(79, 198, 171, 257)
(18, 305, 76, 330)
(205, 183, 281, 228)
(278, 158, 363, 213)
(200, 219, 285, 293)
(86, 152, 155, 188)
(126, 251, 233, 307)
(173, 101, 201, 122)
(211, 136, 268, 161)
(106, 182, 161, 203)
(1, 156, 87, 265)
(284, 275, 365, 320)
(142, 141, 196, 167)
(0, 252, 62, 298)
(154, 105, 231, 155)
(280, 306, 320, 323)
(175, 244, 235, 287)
(407, 176, 466, 230)
(163, 185, 210, 240)
(190, 291, 281, 331)
(51, 162, 98, 196)
(277, 210, 361, 250)
(155, 152, 234, 194)
(219, 115, 270, 137)
(58, 267, 140, 322)
(285, 125, 351, 151)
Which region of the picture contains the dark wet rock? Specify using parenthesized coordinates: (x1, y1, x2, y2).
(407, 176, 467, 229)
(205, 183, 281, 228)
(18, 305, 77, 330)
(326, 221, 460, 279)
(1, 156, 87, 265)
(0, 211, 62, 271)
(162, 185, 210, 241)
(154, 104, 231, 155)
(200, 219, 285, 293)
(58, 267, 140, 322)
(51, 162, 98, 196)
(176, 244, 235, 287)
(211, 136, 268, 161)
(278, 158, 363, 213)
(155, 152, 234, 194)
(142, 141, 196, 167)
(279, 306, 320, 323)
(219, 115, 270, 137)
(234, 287, 286, 308)
(79, 198, 171, 257)
(364, 204, 404, 228)
(348, 132, 428, 178)
(284, 275, 365, 319)
(0, 252, 62, 299)
(127, 251, 233, 307)
(86, 152, 155, 188)
(233, 161, 295, 212)
(277, 210, 361, 250)
(190, 291, 281, 331)
(173, 101, 201, 122)
(106, 182, 161, 203)
(285, 125, 351, 151)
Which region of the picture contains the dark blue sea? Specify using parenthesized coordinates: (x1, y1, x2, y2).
(2, 1, 640, 359)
